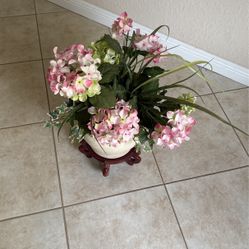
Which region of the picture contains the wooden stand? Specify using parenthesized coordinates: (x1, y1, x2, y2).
(79, 140, 141, 176)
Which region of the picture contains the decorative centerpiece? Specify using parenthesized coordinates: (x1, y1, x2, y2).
(45, 12, 246, 176)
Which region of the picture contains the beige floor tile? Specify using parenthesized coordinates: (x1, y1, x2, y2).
(0, 124, 61, 220)
(55, 129, 162, 206)
(65, 186, 186, 249)
(0, 0, 35, 17)
(153, 95, 248, 183)
(0, 210, 67, 249)
(35, 0, 65, 14)
(216, 89, 248, 153)
(0, 16, 41, 64)
(37, 12, 107, 59)
(167, 168, 249, 249)
(205, 70, 248, 93)
(0, 61, 48, 128)
(159, 57, 247, 96)
(159, 57, 212, 97)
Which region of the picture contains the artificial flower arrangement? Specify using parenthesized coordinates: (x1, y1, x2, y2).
(45, 12, 245, 156)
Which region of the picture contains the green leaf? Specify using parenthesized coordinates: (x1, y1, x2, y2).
(89, 87, 116, 108)
(122, 62, 133, 88)
(66, 99, 74, 107)
(123, 46, 135, 58)
(57, 103, 86, 138)
(135, 127, 154, 152)
(129, 96, 137, 108)
(137, 128, 149, 144)
(98, 63, 120, 83)
(167, 84, 204, 102)
(132, 72, 149, 88)
(142, 83, 204, 103)
(75, 108, 91, 129)
(68, 122, 86, 143)
(150, 24, 170, 36)
(131, 60, 209, 95)
(147, 107, 168, 125)
(143, 66, 165, 77)
(137, 50, 150, 56)
(140, 64, 210, 104)
(138, 104, 156, 130)
(158, 100, 180, 114)
(101, 34, 122, 54)
(129, 30, 136, 45)
(115, 84, 127, 99)
(140, 67, 164, 93)
(113, 78, 127, 99)
(141, 79, 159, 93)
(152, 95, 249, 136)
(44, 121, 52, 128)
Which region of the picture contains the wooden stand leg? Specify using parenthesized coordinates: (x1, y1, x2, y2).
(79, 141, 141, 177)
(101, 162, 110, 177)
(79, 143, 92, 158)
(126, 149, 141, 165)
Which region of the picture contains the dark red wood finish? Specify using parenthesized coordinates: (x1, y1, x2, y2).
(79, 140, 141, 176)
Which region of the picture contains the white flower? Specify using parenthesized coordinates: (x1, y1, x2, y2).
(61, 86, 74, 98)
(88, 106, 96, 114)
(87, 83, 101, 97)
(103, 49, 117, 64)
(75, 76, 86, 93)
(78, 93, 88, 102)
(81, 64, 102, 81)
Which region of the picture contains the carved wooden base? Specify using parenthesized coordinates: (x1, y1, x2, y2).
(79, 140, 141, 176)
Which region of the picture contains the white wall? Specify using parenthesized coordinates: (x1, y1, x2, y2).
(84, 0, 249, 69)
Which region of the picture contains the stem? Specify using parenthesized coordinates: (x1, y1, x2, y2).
(146, 95, 249, 136)
(131, 60, 208, 95)
(138, 59, 145, 73)
(138, 49, 167, 74)
(127, 54, 138, 66)
(131, 56, 139, 72)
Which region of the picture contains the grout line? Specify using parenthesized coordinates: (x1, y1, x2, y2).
(0, 11, 67, 19)
(43, 57, 54, 60)
(1, 165, 247, 224)
(0, 5, 246, 246)
(164, 87, 248, 99)
(196, 92, 213, 97)
(63, 183, 165, 209)
(165, 165, 249, 185)
(42, 2, 108, 25)
(0, 13, 36, 19)
(197, 86, 249, 97)
(152, 152, 189, 249)
(0, 183, 164, 224)
(205, 80, 249, 156)
(1, 164, 247, 224)
(51, 128, 71, 249)
(0, 121, 45, 130)
(37, 10, 68, 15)
(33, 1, 70, 249)
(212, 86, 249, 94)
(0, 207, 62, 223)
(0, 59, 42, 66)
(215, 96, 248, 156)
(0, 61, 246, 97)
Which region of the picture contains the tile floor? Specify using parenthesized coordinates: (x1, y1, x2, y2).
(0, 1, 248, 249)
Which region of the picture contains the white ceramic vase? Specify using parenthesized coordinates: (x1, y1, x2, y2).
(84, 134, 135, 159)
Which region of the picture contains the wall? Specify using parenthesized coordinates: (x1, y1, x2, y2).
(84, 0, 249, 68)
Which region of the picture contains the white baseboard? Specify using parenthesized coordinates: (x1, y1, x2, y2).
(50, 0, 249, 86)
